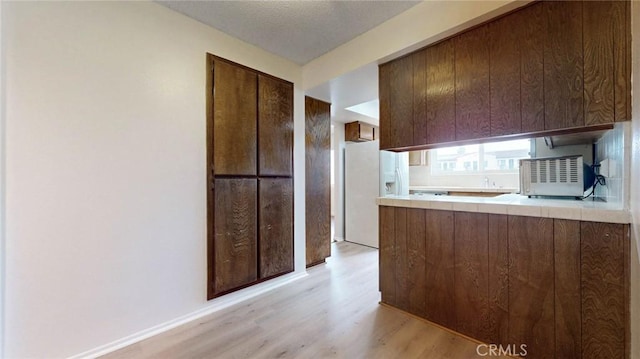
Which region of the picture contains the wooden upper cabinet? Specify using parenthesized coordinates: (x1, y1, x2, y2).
(379, 55, 413, 150)
(490, 14, 521, 136)
(519, 3, 545, 133)
(213, 59, 258, 175)
(413, 49, 428, 146)
(258, 75, 293, 176)
(583, 1, 629, 125)
(544, 1, 584, 131)
(426, 40, 456, 144)
(455, 25, 491, 141)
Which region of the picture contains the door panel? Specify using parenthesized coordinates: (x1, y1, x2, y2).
(259, 178, 293, 278)
(258, 75, 293, 176)
(213, 178, 258, 294)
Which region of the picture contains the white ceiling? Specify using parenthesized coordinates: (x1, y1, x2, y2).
(156, 0, 420, 65)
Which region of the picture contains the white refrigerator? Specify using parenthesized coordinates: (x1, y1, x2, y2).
(345, 142, 408, 249)
(345, 140, 380, 248)
(379, 150, 409, 197)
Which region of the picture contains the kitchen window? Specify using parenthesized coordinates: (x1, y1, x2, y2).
(431, 139, 531, 175)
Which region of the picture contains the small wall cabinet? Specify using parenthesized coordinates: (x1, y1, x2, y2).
(345, 121, 377, 142)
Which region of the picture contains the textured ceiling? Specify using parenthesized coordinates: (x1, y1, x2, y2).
(157, 1, 420, 65)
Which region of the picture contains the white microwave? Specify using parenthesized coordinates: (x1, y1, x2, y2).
(519, 155, 584, 197)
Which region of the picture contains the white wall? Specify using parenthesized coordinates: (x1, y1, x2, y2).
(0, 0, 6, 356)
(629, 2, 639, 358)
(2, 2, 303, 357)
(302, 0, 523, 91)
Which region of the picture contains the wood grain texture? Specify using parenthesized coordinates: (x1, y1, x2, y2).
(455, 25, 491, 141)
(413, 49, 428, 146)
(488, 214, 508, 345)
(490, 13, 521, 136)
(424, 209, 455, 329)
(378, 63, 392, 149)
(426, 40, 456, 144)
(379, 206, 396, 306)
(583, 1, 615, 126)
(454, 212, 490, 342)
(581, 221, 625, 358)
(380, 56, 413, 149)
(554, 219, 581, 359)
(394, 208, 408, 311)
(258, 75, 293, 176)
(305, 96, 332, 267)
(213, 58, 257, 175)
(520, 3, 545, 133)
(544, 1, 584, 130)
(213, 178, 258, 295)
(206, 54, 215, 299)
(508, 216, 554, 358)
(613, 0, 630, 122)
(406, 209, 426, 317)
(259, 178, 293, 279)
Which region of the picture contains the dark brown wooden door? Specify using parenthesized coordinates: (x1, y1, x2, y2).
(424, 209, 455, 329)
(508, 216, 554, 358)
(213, 59, 257, 175)
(454, 212, 490, 342)
(554, 219, 581, 359)
(544, 1, 584, 130)
(379, 55, 413, 150)
(213, 178, 258, 295)
(426, 40, 456, 144)
(258, 75, 293, 176)
(583, 1, 629, 126)
(406, 208, 426, 317)
(412, 49, 428, 146)
(489, 12, 521, 136)
(455, 25, 490, 141)
(519, 3, 545, 133)
(259, 178, 293, 278)
(581, 221, 626, 358)
(379, 206, 396, 305)
(305, 96, 331, 267)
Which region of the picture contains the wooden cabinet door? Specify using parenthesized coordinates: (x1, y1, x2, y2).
(305, 96, 331, 266)
(258, 75, 293, 176)
(581, 222, 626, 358)
(519, 3, 545, 133)
(413, 49, 428, 146)
(379, 206, 396, 305)
(490, 11, 522, 136)
(454, 212, 490, 342)
(212, 178, 257, 295)
(379, 56, 413, 150)
(508, 216, 554, 358)
(259, 178, 293, 278)
(424, 209, 455, 328)
(426, 40, 456, 144)
(544, 1, 584, 130)
(554, 219, 581, 359)
(455, 25, 490, 141)
(213, 59, 257, 175)
(583, 1, 629, 125)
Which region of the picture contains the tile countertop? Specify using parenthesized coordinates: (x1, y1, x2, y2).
(409, 186, 518, 193)
(377, 193, 630, 224)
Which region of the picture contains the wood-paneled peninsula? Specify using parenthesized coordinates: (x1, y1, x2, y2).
(378, 194, 630, 358)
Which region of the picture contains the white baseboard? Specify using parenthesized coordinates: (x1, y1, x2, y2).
(333, 236, 344, 242)
(69, 271, 308, 359)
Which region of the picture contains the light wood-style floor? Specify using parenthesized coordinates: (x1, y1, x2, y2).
(105, 242, 490, 359)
